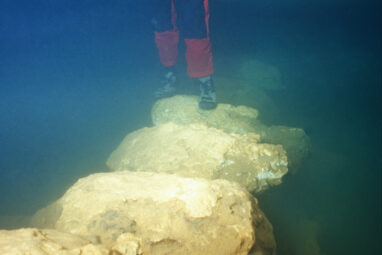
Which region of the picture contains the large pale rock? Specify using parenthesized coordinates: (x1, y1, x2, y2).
(31, 171, 276, 255)
(106, 122, 288, 193)
(0, 228, 108, 255)
(152, 95, 310, 172)
(152, 95, 260, 135)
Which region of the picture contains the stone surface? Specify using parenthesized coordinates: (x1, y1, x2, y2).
(0, 228, 108, 255)
(106, 122, 288, 193)
(152, 95, 260, 135)
(152, 95, 310, 172)
(31, 171, 276, 255)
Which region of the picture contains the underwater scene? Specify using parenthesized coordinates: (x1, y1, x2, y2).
(0, 0, 380, 254)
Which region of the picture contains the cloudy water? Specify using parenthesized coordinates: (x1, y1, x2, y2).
(0, 1, 380, 254)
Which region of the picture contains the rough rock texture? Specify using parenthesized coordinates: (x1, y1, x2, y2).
(0, 228, 108, 255)
(106, 122, 288, 193)
(152, 95, 260, 135)
(239, 59, 285, 91)
(30, 171, 276, 255)
(152, 95, 310, 172)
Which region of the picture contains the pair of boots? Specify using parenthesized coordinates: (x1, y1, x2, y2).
(154, 70, 217, 110)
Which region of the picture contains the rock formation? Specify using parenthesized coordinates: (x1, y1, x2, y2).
(30, 171, 276, 255)
(107, 122, 288, 193)
(152, 95, 310, 172)
(1, 86, 312, 254)
(0, 228, 108, 255)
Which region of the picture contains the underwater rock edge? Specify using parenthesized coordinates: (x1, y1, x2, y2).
(29, 171, 276, 255)
(106, 122, 288, 193)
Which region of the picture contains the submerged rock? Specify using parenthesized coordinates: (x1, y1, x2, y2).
(30, 171, 276, 255)
(152, 95, 310, 172)
(216, 76, 280, 120)
(106, 122, 288, 193)
(263, 125, 311, 172)
(0, 228, 108, 255)
(239, 59, 285, 91)
(152, 95, 260, 135)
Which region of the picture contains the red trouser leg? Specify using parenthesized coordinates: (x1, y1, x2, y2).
(154, 30, 179, 67)
(154, 0, 178, 67)
(185, 37, 213, 78)
(154, 0, 213, 77)
(185, 0, 213, 78)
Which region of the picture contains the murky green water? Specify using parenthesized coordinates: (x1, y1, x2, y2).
(0, 1, 380, 254)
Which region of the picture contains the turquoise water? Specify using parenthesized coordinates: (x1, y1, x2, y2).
(0, 1, 380, 254)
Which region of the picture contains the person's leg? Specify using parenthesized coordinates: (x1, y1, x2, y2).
(176, 0, 216, 109)
(152, 0, 179, 98)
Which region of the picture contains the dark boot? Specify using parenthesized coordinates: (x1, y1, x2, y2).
(154, 68, 177, 98)
(198, 76, 217, 110)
